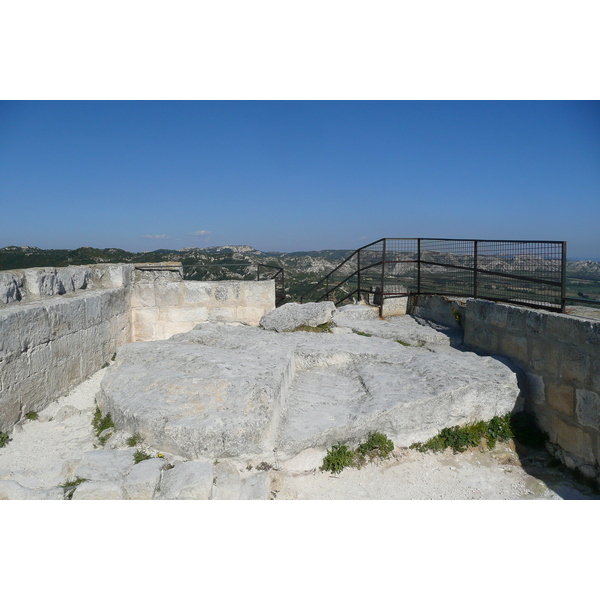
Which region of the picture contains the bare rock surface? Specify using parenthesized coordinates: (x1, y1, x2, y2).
(0, 367, 598, 500)
(333, 312, 461, 346)
(259, 301, 336, 331)
(98, 321, 521, 461)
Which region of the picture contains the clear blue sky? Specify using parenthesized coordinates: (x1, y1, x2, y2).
(1, 101, 599, 258)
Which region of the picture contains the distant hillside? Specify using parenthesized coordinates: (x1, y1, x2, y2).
(1, 245, 599, 303)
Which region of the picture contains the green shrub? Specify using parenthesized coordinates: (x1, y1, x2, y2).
(321, 443, 356, 474)
(134, 449, 152, 464)
(25, 412, 38, 420)
(0, 432, 10, 448)
(92, 406, 114, 438)
(353, 330, 372, 337)
(127, 434, 142, 447)
(322, 433, 395, 474)
(410, 413, 531, 454)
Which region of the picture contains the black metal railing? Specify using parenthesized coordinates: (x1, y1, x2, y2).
(301, 238, 576, 313)
(182, 263, 285, 306)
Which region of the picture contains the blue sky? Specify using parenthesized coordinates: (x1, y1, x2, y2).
(1, 101, 599, 258)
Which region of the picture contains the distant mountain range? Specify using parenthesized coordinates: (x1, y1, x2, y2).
(1, 245, 599, 302)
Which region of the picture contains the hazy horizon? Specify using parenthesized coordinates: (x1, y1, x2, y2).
(2, 101, 599, 259)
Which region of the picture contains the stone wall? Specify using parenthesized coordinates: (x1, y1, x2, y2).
(0, 264, 135, 430)
(130, 266, 275, 342)
(0, 262, 276, 430)
(464, 299, 600, 474)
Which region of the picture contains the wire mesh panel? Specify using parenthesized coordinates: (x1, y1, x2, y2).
(419, 239, 475, 297)
(475, 241, 563, 308)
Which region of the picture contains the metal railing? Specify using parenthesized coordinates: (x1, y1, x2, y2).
(182, 263, 285, 306)
(301, 238, 574, 313)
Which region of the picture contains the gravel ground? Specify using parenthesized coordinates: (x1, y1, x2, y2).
(1, 368, 598, 500)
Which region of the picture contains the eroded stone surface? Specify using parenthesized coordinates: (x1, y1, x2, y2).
(99, 322, 521, 462)
(259, 301, 336, 332)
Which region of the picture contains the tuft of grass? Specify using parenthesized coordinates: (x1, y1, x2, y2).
(101, 362, 110, 369)
(60, 477, 88, 488)
(0, 431, 11, 448)
(396, 339, 411, 346)
(410, 413, 542, 454)
(92, 406, 114, 438)
(293, 322, 333, 333)
(353, 330, 372, 337)
(321, 443, 356, 474)
(25, 411, 38, 420)
(111, 353, 117, 361)
(321, 433, 395, 474)
(134, 449, 152, 464)
(127, 433, 142, 447)
(60, 477, 88, 499)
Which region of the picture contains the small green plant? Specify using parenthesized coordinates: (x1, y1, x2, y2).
(60, 477, 88, 500)
(60, 477, 88, 488)
(127, 434, 142, 447)
(410, 413, 519, 454)
(134, 449, 152, 464)
(353, 330, 372, 337)
(25, 411, 38, 420)
(357, 432, 394, 459)
(396, 339, 411, 346)
(321, 443, 356, 474)
(92, 406, 114, 438)
(0, 431, 10, 448)
(451, 307, 463, 328)
(111, 353, 117, 361)
(293, 322, 333, 333)
(101, 362, 110, 369)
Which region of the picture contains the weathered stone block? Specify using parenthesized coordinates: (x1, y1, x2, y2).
(0, 271, 24, 304)
(530, 341, 559, 372)
(235, 306, 266, 326)
(525, 310, 545, 336)
(72, 481, 127, 500)
(499, 334, 528, 364)
(207, 307, 237, 323)
(576, 389, 600, 431)
(259, 301, 336, 332)
(130, 284, 156, 309)
(0, 308, 21, 358)
(75, 449, 135, 481)
(211, 461, 243, 500)
(18, 304, 51, 351)
(0, 387, 21, 430)
(214, 282, 240, 302)
(183, 281, 212, 304)
(489, 303, 508, 328)
(123, 458, 165, 500)
(546, 314, 587, 345)
(0, 481, 64, 500)
(240, 472, 270, 500)
(84, 294, 103, 328)
(45, 296, 85, 340)
(241, 281, 275, 307)
(506, 306, 526, 332)
(154, 282, 183, 307)
(100, 289, 127, 321)
(560, 348, 590, 383)
(526, 373, 545, 405)
(553, 417, 595, 463)
(547, 383, 575, 416)
(156, 461, 213, 500)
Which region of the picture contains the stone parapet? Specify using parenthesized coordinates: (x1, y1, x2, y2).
(464, 299, 600, 470)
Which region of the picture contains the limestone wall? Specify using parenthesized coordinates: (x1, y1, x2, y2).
(464, 299, 600, 473)
(0, 261, 277, 430)
(0, 264, 135, 430)
(130, 266, 275, 342)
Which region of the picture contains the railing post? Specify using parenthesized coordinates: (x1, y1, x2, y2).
(417, 238, 421, 295)
(561, 241, 567, 312)
(473, 240, 478, 299)
(379, 238, 387, 317)
(357, 249, 361, 303)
